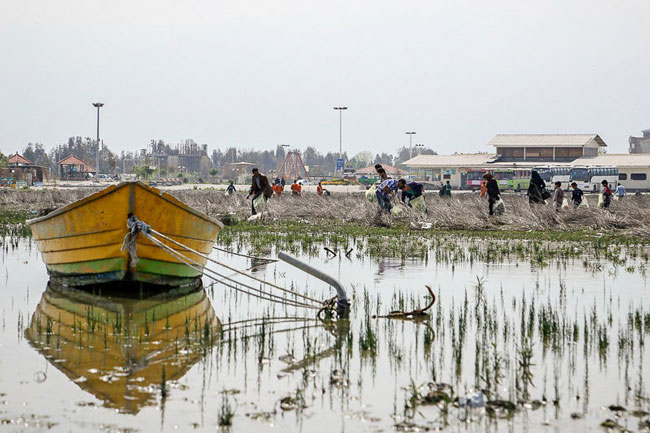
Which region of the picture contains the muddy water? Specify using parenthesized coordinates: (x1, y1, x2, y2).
(1, 238, 649, 432)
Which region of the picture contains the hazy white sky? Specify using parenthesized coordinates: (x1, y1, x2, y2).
(1, 0, 649, 156)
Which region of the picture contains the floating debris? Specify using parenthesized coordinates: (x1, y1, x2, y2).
(278, 354, 296, 365)
(330, 370, 349, 388)
(394, 421, 431, 432)
(485, 400, 517, 418)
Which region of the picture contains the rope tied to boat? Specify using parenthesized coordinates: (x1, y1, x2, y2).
(121, 214, 151, 268)
(121, 214, 343, 312)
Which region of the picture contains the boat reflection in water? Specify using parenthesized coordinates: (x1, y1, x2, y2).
(25, 282, 220, 414)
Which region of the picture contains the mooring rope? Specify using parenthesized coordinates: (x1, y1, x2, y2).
(149, 228, 323, 306)
(212, 246, 277, 263)
(144, 232, 320, 310)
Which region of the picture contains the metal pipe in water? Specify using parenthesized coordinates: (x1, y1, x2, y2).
(277, 252, 350, 311)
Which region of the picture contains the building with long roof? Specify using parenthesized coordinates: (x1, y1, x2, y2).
(402, 133, 650, 191)
(488, 134, 605, 162)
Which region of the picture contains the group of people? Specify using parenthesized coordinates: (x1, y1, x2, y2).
(526, 170, 625, 211)
(237, 168, 330, 215)
(481, 170, 626, 215)
(373, 164, 427, 213)
(239, 166, 626, 218)
(477, 169, 627, 216)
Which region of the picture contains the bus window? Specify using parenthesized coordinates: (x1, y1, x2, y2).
(569, 168, 589, 182)
(495, 171, 513, 180)
(631, 173, 647, 181)
(466, 171, 486, 181)
(619, 173, 627, 180)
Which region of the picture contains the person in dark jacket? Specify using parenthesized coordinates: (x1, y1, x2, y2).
(246, 168, 272, 215)
(398, 180, 423, 204)
(527, 170, 546, 204)
(226, 181, 236, 195)
(483, 172, 501, 216)
(570, 182, 583, 208)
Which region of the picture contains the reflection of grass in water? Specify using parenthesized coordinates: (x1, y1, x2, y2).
(218, 394, 235, 427)
(203, 259, 650, 431)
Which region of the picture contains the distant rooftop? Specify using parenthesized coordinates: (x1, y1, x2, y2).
(57, 155, 96, 172)
(403, 153, 495, 168)
(488, 134, 607, 148)
(572, 154, 650, 168)
(355, 164, 406, 176)
(8, 153, 33, 165)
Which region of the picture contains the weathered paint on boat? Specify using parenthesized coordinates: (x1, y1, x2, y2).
(25, 283, 220, 413)
(27, 181, 223, 286)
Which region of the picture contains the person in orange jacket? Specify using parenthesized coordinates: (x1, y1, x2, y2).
(290, 180, 302, 196)
(272, 181, 284, 196)
(480, 181, 487, 197)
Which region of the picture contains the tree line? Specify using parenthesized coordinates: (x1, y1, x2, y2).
(4, 139, 436, 177)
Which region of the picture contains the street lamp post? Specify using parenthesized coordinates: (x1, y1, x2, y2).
(333, 107, 348, 173)
(92, 103, 104, 175)
(405, 131, 416, 159)
(415, 143, 425, 155)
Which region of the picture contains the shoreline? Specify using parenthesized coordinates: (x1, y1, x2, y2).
(1, 187, 649, 242)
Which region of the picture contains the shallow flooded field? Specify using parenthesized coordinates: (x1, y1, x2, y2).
(1, 235, 650, 432)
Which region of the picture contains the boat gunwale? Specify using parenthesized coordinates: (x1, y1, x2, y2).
(26, 181, 224, 229)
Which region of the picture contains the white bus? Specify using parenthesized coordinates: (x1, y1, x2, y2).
(569, 166, 618, 192)
(617, 169, 650, 192)
(534, 166, 571, 189)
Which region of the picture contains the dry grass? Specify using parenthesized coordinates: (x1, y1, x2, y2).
(2, 187, 649, 236)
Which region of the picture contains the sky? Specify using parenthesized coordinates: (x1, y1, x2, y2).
(1, 0, 649, 157)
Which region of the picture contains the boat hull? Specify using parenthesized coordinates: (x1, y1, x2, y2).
(28, 182, 223, 287)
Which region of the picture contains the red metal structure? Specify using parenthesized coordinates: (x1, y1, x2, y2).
(277, 151, 311, 182)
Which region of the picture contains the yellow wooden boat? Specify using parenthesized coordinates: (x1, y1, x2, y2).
(25, 283, 220, 413)
(28, 181, 223, 287)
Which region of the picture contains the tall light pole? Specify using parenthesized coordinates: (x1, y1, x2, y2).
(405, 131, 416, 159)
(92, 102, 104, 175)
(415, 143, 425, 155)
(334, 107, 348, 173)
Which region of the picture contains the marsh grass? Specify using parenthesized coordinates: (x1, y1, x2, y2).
(3, 188, 650, 239)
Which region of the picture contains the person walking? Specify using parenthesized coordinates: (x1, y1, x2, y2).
(616, 183, 626, 199)
(246, 168, 272, 215)
(226, 181, 236, 195)
(552, 181, 564, 212)
(527, 170, 547, 204)
(483, 172, 501, 216)
(601, 180, 612, 209)
(570, 182, 583, 208)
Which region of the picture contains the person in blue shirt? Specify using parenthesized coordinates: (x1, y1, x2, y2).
(376, 178, 399, 212)
(616, 183, 626, 199)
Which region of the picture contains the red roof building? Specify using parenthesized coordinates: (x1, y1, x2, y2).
(57, 155, 96, 180)
(8, 153, 33, 166)
(354, 164, 407, 177)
